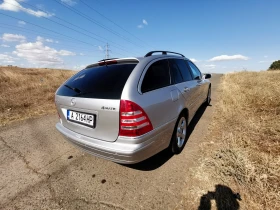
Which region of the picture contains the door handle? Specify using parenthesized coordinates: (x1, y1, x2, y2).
(184, 87, 190, 92)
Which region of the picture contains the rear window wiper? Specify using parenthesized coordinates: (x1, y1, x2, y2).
(64, 85, 81, 93)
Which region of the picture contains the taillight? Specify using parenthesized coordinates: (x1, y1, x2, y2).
(98, 60, 117, 66)
(119, 100, 153, 137)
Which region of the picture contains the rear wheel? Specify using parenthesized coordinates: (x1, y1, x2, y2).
(170, 113, 188, 154)
(205, 86, 211, 106)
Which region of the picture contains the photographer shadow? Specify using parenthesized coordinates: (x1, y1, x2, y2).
(198, 184, 241, 210)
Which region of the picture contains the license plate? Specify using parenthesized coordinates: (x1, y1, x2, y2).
(67, 110, 96, 128)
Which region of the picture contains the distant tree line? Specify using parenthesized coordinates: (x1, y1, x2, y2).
(269, 60, 280, 70)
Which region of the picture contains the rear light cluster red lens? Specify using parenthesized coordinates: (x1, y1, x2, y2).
(119, 100, 153, 137)
(98, 60, 118, 66)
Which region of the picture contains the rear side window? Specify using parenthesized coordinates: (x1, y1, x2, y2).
(141, 59, 171, 93)
(169, 59, 184, 84)
(187, 61, 202, 80)
(175, 59, 193, 81)
(56, 63, 137, 99)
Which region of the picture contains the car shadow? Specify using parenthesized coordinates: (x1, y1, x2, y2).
(198, 184, 241, 210)
(123, 103, 209, 171)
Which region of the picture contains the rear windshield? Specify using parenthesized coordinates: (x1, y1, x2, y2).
(56, 63, 137, 99)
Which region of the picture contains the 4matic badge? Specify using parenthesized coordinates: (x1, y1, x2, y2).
(101, 106, 116, 111)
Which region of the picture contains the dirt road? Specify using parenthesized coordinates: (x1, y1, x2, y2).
(0, 74, 221, 210)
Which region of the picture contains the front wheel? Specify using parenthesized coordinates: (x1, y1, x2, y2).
(170, 113, 188, 154)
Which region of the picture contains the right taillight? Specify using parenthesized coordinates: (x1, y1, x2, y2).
(119, 100, 153, 137)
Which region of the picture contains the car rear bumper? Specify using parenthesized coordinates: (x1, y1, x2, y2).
(56, 121, 174, 164)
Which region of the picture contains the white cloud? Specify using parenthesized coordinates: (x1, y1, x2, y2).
(98, 46, 103, 51)
(61, 0, 77, 6)
(73, 64, 86, 70)
(36, 36, 58, 43)
(190, 58, 198, 63)
(18, 20, 26, 26)
(1, 44, 10, 48)
(58, 50, 75, 56)
(13, 41, 75, 65)
(79, 53, 85, 56)
(208, 54, 249, 62)
(1, 33, 26, 42)
(137, 19, 148, 29)
(0, 0, 21, 12)
(0, 0, 54, 17)
(0, 53, 17, 63)
(36, 36, 44, 42)
(264, 55, 268, 58)
(258, 60, 275, 63)
(204, 64, 216, 69)
(45, 39, 54, 43)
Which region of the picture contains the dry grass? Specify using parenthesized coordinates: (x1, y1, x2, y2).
(188, 71, 280, 209)
(0, 66, 75, 126)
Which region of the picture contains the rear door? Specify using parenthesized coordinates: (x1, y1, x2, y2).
(55, 62, 137, 142)
(138, 59, 181, 129)
(169, 59, 200, 119)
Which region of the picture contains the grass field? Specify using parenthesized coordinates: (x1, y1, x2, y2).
(189, 70, 280, 209)
(0, 66, 75, 126)
(1, 67, 279, 209)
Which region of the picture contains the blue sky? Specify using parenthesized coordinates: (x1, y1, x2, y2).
(0, 0, 279, 72)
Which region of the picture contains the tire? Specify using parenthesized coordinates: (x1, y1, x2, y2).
(205, 86, 211, 106)
(170, 113, 188, 154)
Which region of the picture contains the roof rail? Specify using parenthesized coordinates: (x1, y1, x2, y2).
(98, 58, 118, 62)
(144, 51, 185, 57)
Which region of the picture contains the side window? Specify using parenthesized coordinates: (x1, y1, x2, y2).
(187, 61, 202, 80)
(169, 59, 184, 84)
(141, 59, 171, 93)
(174, 59, 193, 81)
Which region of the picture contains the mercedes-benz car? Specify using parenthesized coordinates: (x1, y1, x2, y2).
(55, 51, 211, 164)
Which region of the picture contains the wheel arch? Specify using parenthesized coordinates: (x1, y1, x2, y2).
(169, 108, 189, 154)
(179, 108, 189, 125)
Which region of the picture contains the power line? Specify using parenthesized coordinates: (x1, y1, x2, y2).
(0, 23, 89, 46)
(0, 13, 128, 58)
(79, 0, 153, 49)
(0, 12, 102, 49)
(3, 1, 133, 54)
(51, 0, 145, 48)
(0, 23, 127, 58)
(18, 1, 132, 51)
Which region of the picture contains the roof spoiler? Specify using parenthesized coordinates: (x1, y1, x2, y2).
(85, 58, 139, 69)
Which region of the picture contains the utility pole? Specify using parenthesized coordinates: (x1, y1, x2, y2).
(105, 43, 110, 59)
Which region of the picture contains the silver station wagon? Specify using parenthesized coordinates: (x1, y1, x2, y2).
(55, 51, 211, 164)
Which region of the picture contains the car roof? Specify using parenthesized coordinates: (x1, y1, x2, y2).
(85, 51, 192, 69)
(135, 54, 191, 63)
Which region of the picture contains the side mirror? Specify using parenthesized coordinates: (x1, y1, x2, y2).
(204, 74, 211, 79)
